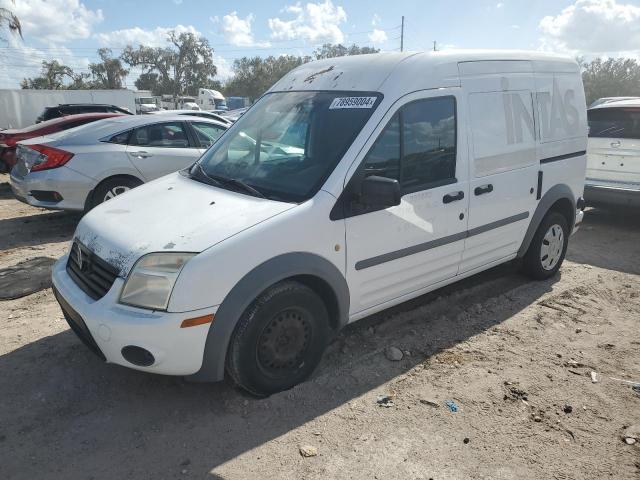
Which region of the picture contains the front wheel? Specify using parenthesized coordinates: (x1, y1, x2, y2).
(521, 211, 569, 280)
(226, 281, 330, 397)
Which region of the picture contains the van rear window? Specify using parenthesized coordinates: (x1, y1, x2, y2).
(588, 107, 640, 139)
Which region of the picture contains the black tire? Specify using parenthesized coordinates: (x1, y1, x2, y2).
(226, 281, 330, 397)
(522, 211, 569, 280)
(90, 176, 142, 210)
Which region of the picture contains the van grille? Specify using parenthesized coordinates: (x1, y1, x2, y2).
(66, 241, 119, 300)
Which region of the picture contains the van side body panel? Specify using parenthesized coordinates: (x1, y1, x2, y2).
(458, 61, 540, 272)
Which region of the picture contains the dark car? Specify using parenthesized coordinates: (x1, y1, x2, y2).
(0, 112, 125, 172)
(35, 104, 133, 123)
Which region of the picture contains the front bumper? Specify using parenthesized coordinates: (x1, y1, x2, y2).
(584, 182, 640, 208)
(572, 209, 584, 235)
(52, 254, 216, 376)
(10, 166, 93, 211)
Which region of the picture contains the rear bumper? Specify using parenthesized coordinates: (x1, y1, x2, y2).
(9, 166, 93, 211)
(584, 183, 640, 207)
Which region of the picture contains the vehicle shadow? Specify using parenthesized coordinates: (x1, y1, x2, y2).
(0, 264, 557, 479)
(567, 207, 640, 275)
(0, 180, 14, 200)
(0, 211, 80, 252)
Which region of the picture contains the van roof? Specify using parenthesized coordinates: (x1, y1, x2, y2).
(270, 50, 578, 95)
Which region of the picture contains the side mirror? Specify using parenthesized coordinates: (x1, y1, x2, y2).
(360, 175, 401, 208)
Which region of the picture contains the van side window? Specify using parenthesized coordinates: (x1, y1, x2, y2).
(401, 97, 456, 191)
(362, 114, 400, 180)
(360, 96, 457, 192)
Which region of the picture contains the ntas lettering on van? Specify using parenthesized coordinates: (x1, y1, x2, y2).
(502, 77, 580, 145)
(537, 78, 580, 139)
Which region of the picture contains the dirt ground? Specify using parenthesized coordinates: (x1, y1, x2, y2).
(0, 172, 639, 480)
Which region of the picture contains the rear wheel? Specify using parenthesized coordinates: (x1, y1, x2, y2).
(522, 211, 569, 280)
(226, 281, 330, 397)
(90, 176, 142, 210)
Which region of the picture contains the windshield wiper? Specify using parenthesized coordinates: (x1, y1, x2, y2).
(208, 174, 266, 198)
(189, 163, 266, 199)
(189, 163, 223, 187)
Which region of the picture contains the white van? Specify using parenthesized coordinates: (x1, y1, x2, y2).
(585, 99, 640, 207)
(51, 51, 587, 396)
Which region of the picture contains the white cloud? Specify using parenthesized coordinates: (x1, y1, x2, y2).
(218, 11, 270, 47)
(539, 0, 640, 56)
(212, 54, 233, 80)
(368, 28, 388, 44)
(0, 36, 90, 88)
(10, 0, 103, 44)
(371, 13, 381, 26)
(268, 1, 347, 44)
(94, 25, 200, 48)
(496, 2, 504, 8)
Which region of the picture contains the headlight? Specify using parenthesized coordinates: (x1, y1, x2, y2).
(119, 253, 196, 310)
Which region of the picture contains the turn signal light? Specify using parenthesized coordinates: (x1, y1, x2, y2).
(180, 314, 214, 328)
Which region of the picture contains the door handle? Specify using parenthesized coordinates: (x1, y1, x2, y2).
(131, 151, 152, 158)
(443, 191, 464, 204)
(474, 184, 493, 196)
(610, 141, 621, 148)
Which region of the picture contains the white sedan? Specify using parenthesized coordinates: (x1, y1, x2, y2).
(10, 115, 228, 211)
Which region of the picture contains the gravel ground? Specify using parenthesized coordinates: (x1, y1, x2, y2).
(0, 173, 638, 480)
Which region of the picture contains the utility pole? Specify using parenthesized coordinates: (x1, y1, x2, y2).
(400, 16, 404, 52)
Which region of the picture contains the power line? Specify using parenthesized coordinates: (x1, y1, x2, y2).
(0, 25, 403, 52)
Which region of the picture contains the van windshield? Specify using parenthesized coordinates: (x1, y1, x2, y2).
(191, 91, 381, 202)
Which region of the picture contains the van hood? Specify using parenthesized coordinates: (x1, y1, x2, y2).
(75, 172, 297, 276)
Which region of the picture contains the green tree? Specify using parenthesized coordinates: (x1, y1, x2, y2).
(89, 48, 129, 89)
(20, 60, 76, 89)
(134, 72, 161, 94)
(313, 43, 379, 60)
(121, 30, 217, 97)
(579, 57, 640, 105)
(224, 55, 309, 101)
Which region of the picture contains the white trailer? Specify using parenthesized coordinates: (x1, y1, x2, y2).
(197, 89, 227, 111)
(0, 89, 139, 129)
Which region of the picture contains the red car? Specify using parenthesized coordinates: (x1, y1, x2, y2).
(0, 112, 125, 173)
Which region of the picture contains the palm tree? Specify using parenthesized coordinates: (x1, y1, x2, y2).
(0, 1, 22, 41)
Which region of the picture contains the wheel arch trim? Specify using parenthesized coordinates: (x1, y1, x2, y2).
(517, 183, 576, 258)
(187, 252, 349, 382)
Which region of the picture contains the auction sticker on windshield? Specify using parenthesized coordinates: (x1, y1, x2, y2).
(329, 96, 377, 109)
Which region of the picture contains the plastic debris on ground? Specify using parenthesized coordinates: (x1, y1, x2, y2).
(445, 400, 459, 412)
(376, 395, 395, 408)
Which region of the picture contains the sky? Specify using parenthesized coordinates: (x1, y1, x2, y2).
(1, 0, 640, 88)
